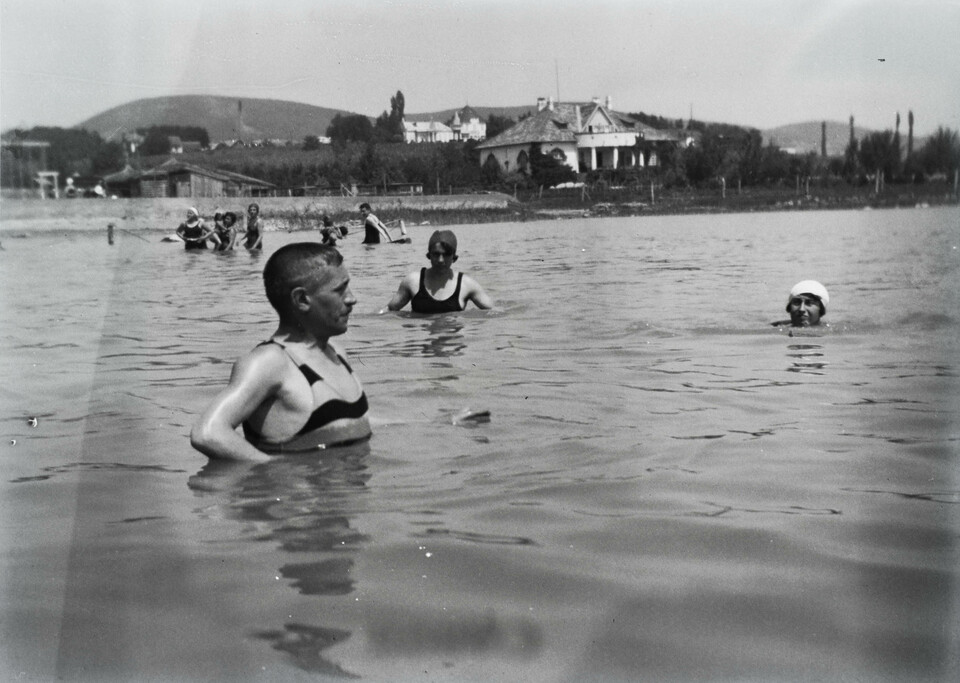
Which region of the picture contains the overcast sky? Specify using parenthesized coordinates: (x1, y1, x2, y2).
(2, 0, 958, 135)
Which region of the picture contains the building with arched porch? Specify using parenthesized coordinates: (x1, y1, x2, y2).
(476, 96, 682, 176)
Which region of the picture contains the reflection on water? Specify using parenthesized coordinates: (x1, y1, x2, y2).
(2, 208, 959, 681)
(189, 444, 370, 675)
(389, 314, 467, 358)
(786, 342, 827, 374)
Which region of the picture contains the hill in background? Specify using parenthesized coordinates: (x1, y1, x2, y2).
(762, 120, 882, 156)
(404, 105, 537, 124)
(77, 95, 364, 143)
(76, 95, 899, 157)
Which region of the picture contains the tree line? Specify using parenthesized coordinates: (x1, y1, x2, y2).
(3, 95, 958, 194)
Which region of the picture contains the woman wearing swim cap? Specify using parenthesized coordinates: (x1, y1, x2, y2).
(175, 207, 218, 250)
(774, 280, 829, 327)
(385, 229, 494, 313)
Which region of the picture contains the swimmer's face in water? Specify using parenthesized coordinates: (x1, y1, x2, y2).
(787, 294, 823, 327)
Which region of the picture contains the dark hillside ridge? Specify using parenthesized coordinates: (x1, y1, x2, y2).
(404, 105, 537, 123)
(76, 95, 366, 143)
(761, 120, 914, 157)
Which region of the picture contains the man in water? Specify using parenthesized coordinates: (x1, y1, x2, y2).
(385, 229, 494, 313)
(360, 202, 406, 244)
(191, 243, 371, 461)
(773, 280, 829, 327)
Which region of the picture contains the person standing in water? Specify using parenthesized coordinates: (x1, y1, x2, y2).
(191, 243, 371, 461)
(360, 202, 406, 244)
(243, 203, 263, 250)
(385, 230, 493, 313)
(214, 211, 239, 251)
(319, 214, 348, 246)
(176, 207, 219, 250)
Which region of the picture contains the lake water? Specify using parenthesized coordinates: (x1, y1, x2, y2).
(1, 207, 958, 681)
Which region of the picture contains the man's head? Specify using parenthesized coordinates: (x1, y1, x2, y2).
(223, 212, 237, 228)
(427, 230, 458, 265)
(786, 280, 829, 327)
(359, 203, 372, 217)
(264, 243, 348, 322)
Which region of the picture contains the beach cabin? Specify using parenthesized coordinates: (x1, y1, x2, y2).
(134, 158, 274, 198)
(476, 95, 679, 176)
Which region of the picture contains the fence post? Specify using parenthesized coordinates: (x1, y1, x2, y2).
(721, 176, 726, 199)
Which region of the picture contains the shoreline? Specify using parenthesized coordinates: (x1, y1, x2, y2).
(1, 189, 956, 236)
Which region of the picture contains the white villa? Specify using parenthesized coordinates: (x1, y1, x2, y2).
(403, 106, 488, 144)
(450, 106, 487, 142)
(476, 96, 682, 175)
(403, 120, 455, 144)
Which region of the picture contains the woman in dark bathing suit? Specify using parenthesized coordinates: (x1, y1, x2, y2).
(244, 203, 263, 250)
(385, 230, 493, 313)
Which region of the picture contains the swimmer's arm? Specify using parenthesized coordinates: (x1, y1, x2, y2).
(386, 273, 417, 311)
(190, 350, 286, 462)
(463, 275, 494, 310)
(370, 216, 393, 242)
(225, 229, 238, 250)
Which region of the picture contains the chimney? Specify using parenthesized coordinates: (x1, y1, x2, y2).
(591, 96, 600, 105)
(605, 95, 612, 110)
(537, 97, 547, 111)
(547, 95, 554, 111)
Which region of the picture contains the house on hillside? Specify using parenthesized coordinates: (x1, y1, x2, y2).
(476, 95, 682, 176)
(167, 136, 184, 154)
(123, 158, 275, 198)
(450, 106, 486, 142)
(403, 119, 455, 144)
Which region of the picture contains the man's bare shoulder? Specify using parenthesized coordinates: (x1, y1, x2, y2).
(231, 341, 290, 383)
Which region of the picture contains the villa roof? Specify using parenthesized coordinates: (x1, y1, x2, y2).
(403, 120, 453, 133)
(476, 103, 584, 149)
(477, 101, 676, 150)
(457, 105, 481, 121)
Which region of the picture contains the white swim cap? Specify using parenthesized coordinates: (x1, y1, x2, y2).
(787, 280, 829, 314)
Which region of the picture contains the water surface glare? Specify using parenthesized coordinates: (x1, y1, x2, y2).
(1, 207, 958, 681)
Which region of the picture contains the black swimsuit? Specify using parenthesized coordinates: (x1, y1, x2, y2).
(411, 268, 463, 313)
(179, 223, 207, 250)
(242, 341, 368, 446)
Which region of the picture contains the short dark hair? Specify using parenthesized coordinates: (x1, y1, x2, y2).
(359, 202, 371, 211)
(263, 243, 343, 317)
